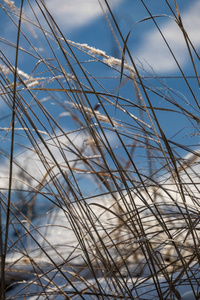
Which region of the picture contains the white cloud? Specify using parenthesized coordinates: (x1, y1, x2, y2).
(26, 0, 122, 32)
(0, 128, 117, 191)
(134, 2, 200, 73)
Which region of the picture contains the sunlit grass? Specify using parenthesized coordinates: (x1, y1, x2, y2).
(0, 0, 200, 299)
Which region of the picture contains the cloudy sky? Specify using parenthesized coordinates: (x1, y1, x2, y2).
(20, 0, 200, 74)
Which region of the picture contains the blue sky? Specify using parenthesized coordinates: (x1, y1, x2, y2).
(0, 0, 200, 175)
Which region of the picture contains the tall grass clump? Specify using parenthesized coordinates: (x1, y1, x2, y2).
(0, 0, 200, 299)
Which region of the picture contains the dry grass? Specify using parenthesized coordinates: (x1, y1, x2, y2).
(0, 0, 200, 299)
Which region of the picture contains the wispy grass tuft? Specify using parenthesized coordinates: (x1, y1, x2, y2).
(0, 0, 200, 299)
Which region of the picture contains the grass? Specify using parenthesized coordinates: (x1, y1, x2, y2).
(0, 0, 200, 299)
